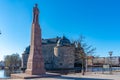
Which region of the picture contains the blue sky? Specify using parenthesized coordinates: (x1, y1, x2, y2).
(0, 0, 120, 60)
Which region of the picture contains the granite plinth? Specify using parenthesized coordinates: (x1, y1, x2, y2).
(11, 72, 60, 79)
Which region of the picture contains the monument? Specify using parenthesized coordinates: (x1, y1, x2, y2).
(11, 4, 59, 79)
(25, 3, 45, 75)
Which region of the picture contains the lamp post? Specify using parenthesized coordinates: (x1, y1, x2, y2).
(0, 30, 2, 35)
(109, 51, 113, 74)
(0, 30, 1, 35)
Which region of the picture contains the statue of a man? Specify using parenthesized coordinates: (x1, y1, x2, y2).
(33, 4, 39, 23)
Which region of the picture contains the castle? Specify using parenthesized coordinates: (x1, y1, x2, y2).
(21, 36, 75, 70)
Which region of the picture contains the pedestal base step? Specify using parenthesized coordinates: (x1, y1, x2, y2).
(11, 72, 60, 79)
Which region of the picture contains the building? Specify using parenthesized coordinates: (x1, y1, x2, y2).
(22, 36, 75, 70)
(92, 56, 120, 66)
(87, 56, 94, 66)
(93, 57, 105, 65)
(106, 56, 120, 66)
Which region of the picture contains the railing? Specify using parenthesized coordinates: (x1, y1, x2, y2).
(87, 67, 120, 72)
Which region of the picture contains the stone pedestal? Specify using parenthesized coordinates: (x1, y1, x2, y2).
(25, 23, 45, 75)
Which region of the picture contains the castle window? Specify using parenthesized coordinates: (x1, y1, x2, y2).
(60, 63, 63, 66)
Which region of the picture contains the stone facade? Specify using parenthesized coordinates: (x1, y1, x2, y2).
(21, 46, 30, 69)
(54, 46, 74, 69)
(42, 43, 56, 69)
(22, 36, 75, 70)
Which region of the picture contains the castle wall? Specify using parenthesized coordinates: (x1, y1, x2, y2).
(22, 43, 75, 70)
(42, 44, 56, 69)
(21, 53, 29, 69)
(22, 44, 56, 69)
(54, 46, 74, 69)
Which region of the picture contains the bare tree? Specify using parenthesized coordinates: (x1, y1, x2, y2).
(72, 35, 96, 74)
(77, 35, 96, 56)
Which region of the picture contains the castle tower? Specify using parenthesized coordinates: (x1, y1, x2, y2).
(54, 36, 75, 69)
(25, 4, 45, 75)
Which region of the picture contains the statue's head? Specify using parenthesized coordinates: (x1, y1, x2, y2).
(35, 3, 38, 7)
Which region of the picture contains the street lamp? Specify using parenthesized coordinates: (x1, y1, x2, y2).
(109, 51, 113, 74)
(0, 30, 1, 35)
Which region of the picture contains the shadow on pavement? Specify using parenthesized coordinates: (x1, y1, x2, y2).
(47, 76, 113, 80)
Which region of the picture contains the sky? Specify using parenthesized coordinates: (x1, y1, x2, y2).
(0, 0, 120, 60)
